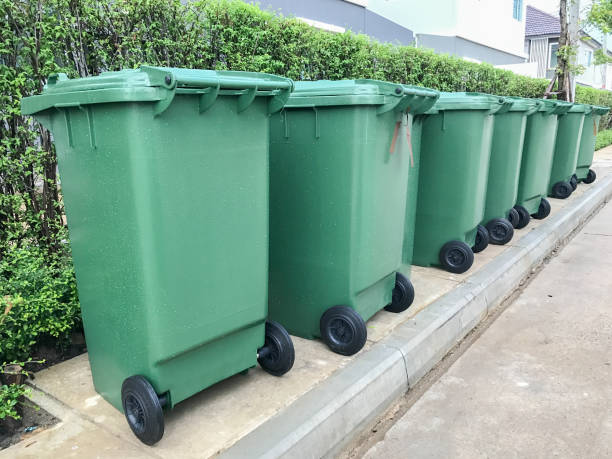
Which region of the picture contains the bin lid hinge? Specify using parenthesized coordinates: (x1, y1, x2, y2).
(237, 87, 257, 113)
(199, 85, 220, 113)
(153, 89, 176, 117)
(376, 96, 403, 116)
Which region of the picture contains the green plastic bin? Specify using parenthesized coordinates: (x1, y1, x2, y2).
(412, 92, 510, 274)
(548, 104, 589, 199)
(575, 105, 610, 184)
(400, 85, 440, 274)
(481, 97, 540, 243)
(514, 99, 572, 225)
(21, 66, 296, 445)
(268, 80, 427, 356)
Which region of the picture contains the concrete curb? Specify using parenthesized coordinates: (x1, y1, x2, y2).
(222, 173, 612, 459)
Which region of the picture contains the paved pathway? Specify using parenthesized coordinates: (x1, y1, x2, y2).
(363, 199, 612, 459)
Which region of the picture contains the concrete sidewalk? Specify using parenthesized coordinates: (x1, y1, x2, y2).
(361, 190, 612, 459)
(3, 147, 612, 458)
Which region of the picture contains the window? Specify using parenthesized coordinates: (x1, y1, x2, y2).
(549, 42, 559, 69)
(586, 50, 592, 67)
(513, 0, 523, 20)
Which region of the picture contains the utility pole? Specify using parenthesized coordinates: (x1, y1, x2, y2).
(557, 0, 580, 102)
(602, 34, 608, 88)
(568, 0, 580, 101)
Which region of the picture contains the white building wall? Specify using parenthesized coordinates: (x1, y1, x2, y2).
(576, 40, 605, 88)
(368, 0, 527, 59)
(455, 0, 528, 59)
(366, 0, 458, 36)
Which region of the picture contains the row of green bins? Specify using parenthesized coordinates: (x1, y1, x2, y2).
(479, 97, 540, 248)
(548, 104, 588, 199)
(268, 80, 438, 356)
(21, 67, 297, 446)
(575, 105, 610, 184)
(412, 92, 511, 274)
(514, 99, 572, 227)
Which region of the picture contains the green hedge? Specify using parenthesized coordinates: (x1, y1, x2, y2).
(596, 129, 612, 150)
(1, 0, 612, 362)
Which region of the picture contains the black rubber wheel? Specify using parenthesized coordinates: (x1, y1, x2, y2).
(384, 272, 414, 313)
(513, 205, 531, 229)
(320, 306, 367, 356)
(570, 174, 578, 190)
(121, 376, 165, 445)
(583, 168, 596, 184)
(471, 225, 489, 253)
(485, 218, 514, 245)
(440, 240, 474, 274)
(507, 207, 520, 229)
(551, 181, 572, 199)
(532, 198, 551, 220)
(257, 321, 295, 376)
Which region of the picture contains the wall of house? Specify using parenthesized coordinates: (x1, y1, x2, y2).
(246, 0, 414, 45)
(418, 34, 526, 64)
(455, 0, 527, 59)
(576, 40, 604, 88)
(366, 0, 458, 37)
(368, 0, 527, 60)
(527, 37, 550, 78)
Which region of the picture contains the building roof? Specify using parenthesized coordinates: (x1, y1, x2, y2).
(525, 5, 560, 37)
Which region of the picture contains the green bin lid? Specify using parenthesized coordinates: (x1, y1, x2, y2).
(591, 105, 610, 116)
(524, 98, 571, 115)
(21, 66, 294, 116)
(567, 103, 590, 113)
(502, 96, 540, 112)
(285, 80, 438, 114)
(428, 92, 510, 113)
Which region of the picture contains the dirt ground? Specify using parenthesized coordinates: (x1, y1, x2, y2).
(0, 401, 58, 450)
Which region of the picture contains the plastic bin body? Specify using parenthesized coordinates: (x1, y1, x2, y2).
(482, 98, 539, 224)
(268, 80, 424, 339)
(412, 92, 509, 268)
(548, 104, 587, 194)
(400, 86, 440, 273)
(516, 100, 572, 214)
(575, 106, 610, 180)
(21, 67, 293, 410)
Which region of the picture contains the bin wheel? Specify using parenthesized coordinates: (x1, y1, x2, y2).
(583, 169, 596, 184)
(384, 272, 414, 313)
(570, 174, 578, 190)
(513, 205, 531, 229)
(485, 218, 514, 245)
(320, 306, 367, 356)
(507, 208, 520, 229)
(121, 376, 165, 446)
(471, 225, 489, 253)
(551, 181, 572, 199)
(440, 241, 474, 274)
(532, 198, 551, 220)
(257, 321, 295, 376)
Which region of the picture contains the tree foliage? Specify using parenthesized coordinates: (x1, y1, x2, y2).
(589, 0, 612, 33)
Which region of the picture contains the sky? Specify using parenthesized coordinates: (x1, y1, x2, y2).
(526, 0, 596, 18)
(526, 0, 604, 41)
